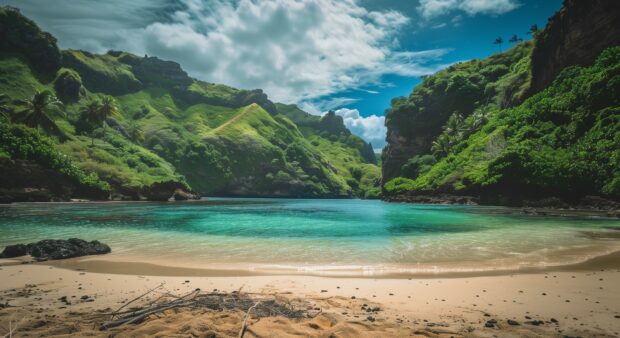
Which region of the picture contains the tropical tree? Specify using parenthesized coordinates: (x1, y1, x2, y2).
(508, 34, 523, 43)
(431, 134, 451, 158)
(493, 37, 504, 51)
(127, 121, 145, 143)
(15, 90, 66, 137)
(79, 100, 102, 146)
(98, 96, 120, 137)
(444, 112, 465, 137)
(527, 24, 539, 35)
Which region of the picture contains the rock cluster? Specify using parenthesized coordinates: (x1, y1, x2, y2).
(0, 238, 111, 260)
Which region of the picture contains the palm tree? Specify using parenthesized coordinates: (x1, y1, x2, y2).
(97, 96, 119, 138)
(127, 121, 145, 144)
(79, 100, 102, 147)
(493, 37, 504, 51)
(16, 90, 65, 137)
(431, 134, 451, 158)
(508, 34, 523, 43)
(527, 24, 538, 35)
(444, 112, 465, 136)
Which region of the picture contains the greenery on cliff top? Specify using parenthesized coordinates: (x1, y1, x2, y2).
(385, 46, 620, 202)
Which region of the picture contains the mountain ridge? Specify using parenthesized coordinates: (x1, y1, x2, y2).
(0, 6, 381, 202)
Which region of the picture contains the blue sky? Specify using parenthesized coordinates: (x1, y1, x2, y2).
(5, 0, 563, 150)
(339, 0, 562, 120)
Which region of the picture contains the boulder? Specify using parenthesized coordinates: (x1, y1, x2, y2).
(0, 238, 111, 260)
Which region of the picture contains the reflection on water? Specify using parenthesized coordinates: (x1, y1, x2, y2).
(1, 198, 620, 274)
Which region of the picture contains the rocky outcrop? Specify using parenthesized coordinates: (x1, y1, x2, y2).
(53, 68, 85, 103)
(0, 6, 61, 74)
(319, 110, 350, 136)
(142, 180, 199, 201)
(131, 56, 193, 89)
(0, 238, 111, 260)
(382, 124, 434, 182)
(0, 158, 109, 203)
(529, 0, 620, 93)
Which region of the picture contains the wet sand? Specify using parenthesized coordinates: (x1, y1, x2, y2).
(1, 255, 620, 337)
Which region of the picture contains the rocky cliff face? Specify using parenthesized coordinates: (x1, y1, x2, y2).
(0, 159, 109, 203)
(529, 0, 620, 93)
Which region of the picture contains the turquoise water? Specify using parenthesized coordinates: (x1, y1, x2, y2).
(1, 198, 620, 275)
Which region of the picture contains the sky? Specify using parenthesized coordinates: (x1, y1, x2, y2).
(4, 0, 563, 151)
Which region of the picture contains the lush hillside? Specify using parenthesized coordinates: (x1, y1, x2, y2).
(382, 41, 533, 181)
(0, 7, 380, 201)
(385, 46, 620, 205)
(382, 0, 620, 207)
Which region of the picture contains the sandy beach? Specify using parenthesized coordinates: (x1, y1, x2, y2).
(1, 254, 619, 337)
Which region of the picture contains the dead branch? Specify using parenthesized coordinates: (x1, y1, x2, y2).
(239, 301, 260, 338)
(110, 282, 165, 319)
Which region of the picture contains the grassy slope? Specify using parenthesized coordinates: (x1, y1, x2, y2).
(0, 8, 381, 198)
(276, 103, 382, 198)
(0, 51, 377, 198)
(385, 46, 620, 202)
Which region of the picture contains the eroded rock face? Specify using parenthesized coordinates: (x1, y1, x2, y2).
(142, 180, 199, 201)
(529, 0, 620, 93)
(381, 126, 433, 183)
(0, 159, 109, 203)
(0, 238, 111, 260)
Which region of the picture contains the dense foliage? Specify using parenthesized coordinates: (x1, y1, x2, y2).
(0, 119, 109, 192)
(385, 46, 620, 202)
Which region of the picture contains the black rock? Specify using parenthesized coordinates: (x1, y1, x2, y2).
(485, 322, 495, 328)
(367, 316, 375, 322)
(507, 319, 520, 325)
(0, 244, 29, 258)
(1, 238, 111, 260)
(526, 320, 544, 326)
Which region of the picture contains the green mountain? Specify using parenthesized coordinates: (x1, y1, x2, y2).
(382, 1, 620, 207)
(0, 7, 380, 202)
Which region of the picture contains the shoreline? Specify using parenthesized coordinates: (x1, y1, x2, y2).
(3, 249, 620, 279)
(2, 196, 619, 218)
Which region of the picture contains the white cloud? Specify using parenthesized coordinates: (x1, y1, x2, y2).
(418, 0, 520, 19)
(331, 108, 386, 151)
(8, 0, 451, 104)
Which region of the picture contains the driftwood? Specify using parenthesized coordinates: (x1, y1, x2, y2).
(238, 301, 260, 338)
(99, 289, 308, 331)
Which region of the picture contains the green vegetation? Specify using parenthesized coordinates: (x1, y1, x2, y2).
(0, 7, 381, 199)
(0, 118, 109, 193)
(385, 46, 620, 202)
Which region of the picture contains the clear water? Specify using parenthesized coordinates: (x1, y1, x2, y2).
(1, 198, 619, 275)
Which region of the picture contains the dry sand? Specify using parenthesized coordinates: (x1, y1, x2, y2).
(1, 256, 620, 337)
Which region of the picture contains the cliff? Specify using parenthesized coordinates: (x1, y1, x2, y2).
(529, 0, 620, 94)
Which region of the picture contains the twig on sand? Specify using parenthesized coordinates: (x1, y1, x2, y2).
(2, 320, 18, 338)
(99, 290, 307, 331)
(239, 301, 260, 338)
(110, 282, 165, 319)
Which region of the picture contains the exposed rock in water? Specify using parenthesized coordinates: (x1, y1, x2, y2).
(0, 238, 111, 260)
(143, 180, 199, 201)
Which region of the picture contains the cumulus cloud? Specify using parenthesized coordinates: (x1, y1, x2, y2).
(417, 0, 520, 19)
(8, 0, 450, 105)
(331, 108, 386, 151)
